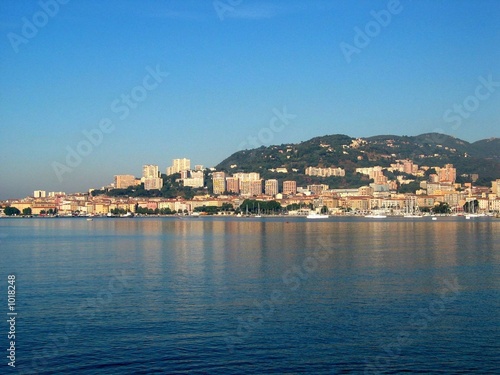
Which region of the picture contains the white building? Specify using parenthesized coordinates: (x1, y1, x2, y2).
(34, 190, 46, 198)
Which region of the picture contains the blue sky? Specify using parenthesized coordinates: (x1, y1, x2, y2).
(0, 0, 499, 199)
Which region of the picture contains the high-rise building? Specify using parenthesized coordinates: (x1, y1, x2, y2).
(226, 177, 240, 194)
(240, 179, 263, 196)
(143, 165, 160, 179)
(265, 179, 278, 196)
(212, 171, 226, 195)
(114, 175, 139, 189)
(282, 181, 297, 195)
(439, 164, 456, 183)
(166, 158, 191, 175)
(403, 160, 416, 175)
(492, 179, 500, 195)
(34, 190, 46, 198)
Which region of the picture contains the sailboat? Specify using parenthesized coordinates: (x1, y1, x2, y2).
(404, 196, 423, 218)
(255, 203, 262, 218)
(465, 199, 484, 219)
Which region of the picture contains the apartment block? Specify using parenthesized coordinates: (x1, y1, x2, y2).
(212, 171, 226, 195)
(282, 180, 297, 195)
(307, 184, 329, 195)
(492, 179, 500, 195)
(34, 190, 46, 198)
(114, 175, 139, 189)
(166, 158, 191, 175)
(305, 166, 345, 177)
(265, 179, 279, 196)
(144, 177, 163, 191)
(439, 164, 457, 183)
(143, 165, 160, 179)
(226, 177, 240, 194)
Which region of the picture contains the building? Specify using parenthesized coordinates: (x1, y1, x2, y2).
(114, 175, 139, 189)
(47, 191, 66, 197)
(226, 177, 240, 194)
(307, 184, 329, 195)
(212, 171, 226, 195)
(439, 164, 457, 183)
(305, 166, 345, 177)
(249, 180, 263, 196)
(144, 177, 163, 191)
(282, 181, 297, 195)
(265, 179, 279, 196)
(240, 179, 262, 196)
(492, 179, 500, 195)
(143, 165, 160, 179)
(183, 170, 204, 188)
(166, 158, 191, 175)
(34, 190, 46, 198)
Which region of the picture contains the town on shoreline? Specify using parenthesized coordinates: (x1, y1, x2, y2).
(2, 158, 500, 218)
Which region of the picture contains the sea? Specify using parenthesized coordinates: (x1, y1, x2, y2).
(1, 216, 499, 374)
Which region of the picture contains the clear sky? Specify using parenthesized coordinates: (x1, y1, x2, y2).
(1, 0, 499, 199)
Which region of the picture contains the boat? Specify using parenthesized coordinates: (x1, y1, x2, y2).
(365, 214, 387, 218)
(403, 196, 423, 218)
(86, 218, 93, 221)
(255, 203, 262, 218)
(306, 213, 329, 219)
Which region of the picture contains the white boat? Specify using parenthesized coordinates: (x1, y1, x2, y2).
(431, 217, 437, 221)
(255, 203, 262, 218)
(365, 214, 387, 218)
(306, 213, 329, 219)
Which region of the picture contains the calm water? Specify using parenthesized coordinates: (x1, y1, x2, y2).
(1, 217, 499, 374)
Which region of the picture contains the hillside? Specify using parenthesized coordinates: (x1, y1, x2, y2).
(215, 133, 500, 187)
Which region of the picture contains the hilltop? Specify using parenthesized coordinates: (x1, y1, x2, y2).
(215, 133, 500, 187)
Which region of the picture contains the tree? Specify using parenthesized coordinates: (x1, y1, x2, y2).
(22, 207, 32, 215)
(432, 202, 450, 214)
(4, 207, 20, 216)
(463, 200, 479, 213)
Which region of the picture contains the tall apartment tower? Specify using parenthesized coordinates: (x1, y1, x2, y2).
(212, 171, 226, 195)
(282, 181, 297, 195)
(265, 179, 279, 196)
(143, 165, 160, 179)
(167, 158, 191, 175)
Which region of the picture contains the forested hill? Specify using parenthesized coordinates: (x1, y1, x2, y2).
(215, 133, 500, 185)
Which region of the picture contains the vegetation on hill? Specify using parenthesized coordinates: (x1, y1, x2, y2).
(215, 133, 500, 188)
